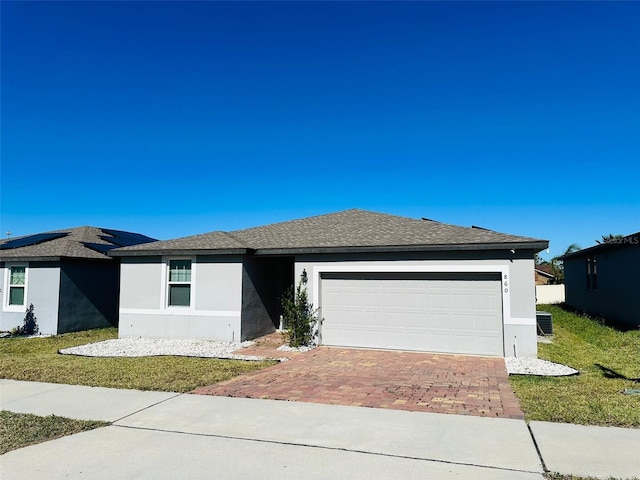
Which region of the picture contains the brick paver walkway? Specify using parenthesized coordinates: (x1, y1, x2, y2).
(193, 338, 524, 419)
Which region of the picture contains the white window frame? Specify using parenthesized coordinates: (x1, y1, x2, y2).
(3, 263, 28, 311)
(164, 257, 195, 309)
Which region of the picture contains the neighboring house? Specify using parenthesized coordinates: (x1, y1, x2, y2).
(0, 227, 156, 335)
(561, 232, 640, 328)
(111, 209, 548, 357)
(534, 264, 555, 285)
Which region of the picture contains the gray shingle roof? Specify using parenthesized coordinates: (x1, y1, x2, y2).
(0, 227, 157, 261)
(111, 209, 548, 256)
(109, 231, 249, 255)
(230, 209, 545, 251)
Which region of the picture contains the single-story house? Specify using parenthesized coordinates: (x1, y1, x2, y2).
(561, 232, 640, 328)
(0, 227, 156, 335)
(111, 209, 548, 357)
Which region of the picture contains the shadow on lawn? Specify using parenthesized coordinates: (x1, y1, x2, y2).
(594, 364, 640, 382)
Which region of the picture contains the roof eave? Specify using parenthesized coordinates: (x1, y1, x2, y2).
(108, 248, 250, 257)
(560, 243, 615, 260)
(1, 256, 62, 262)
(253, 241, 549, 256)
(560, 233, 640, 260)
(106, 241, 549, 258)
(535, 269, 555, 278)
(0, 255, 113, 262)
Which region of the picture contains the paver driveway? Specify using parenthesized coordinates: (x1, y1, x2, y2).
(193, 339, 524, 419)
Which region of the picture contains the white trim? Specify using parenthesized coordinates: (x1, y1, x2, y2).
(312, 263, 512, 325)
(120, 308, 241, 317)
(3, 262, 29, 312)
(159, 258, 167, 309)
(505, 317, 536, 326)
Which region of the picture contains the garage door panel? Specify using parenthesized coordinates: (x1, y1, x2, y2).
(428, 313, 451, 329)
(476, 313, 500, 330)
(320, 274, 503, 356)
(451, 314, 475, 331)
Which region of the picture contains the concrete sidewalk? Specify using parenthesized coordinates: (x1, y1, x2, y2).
(1, 380, 639, 479)
(530, 421, 640, 479)
(0, 378, 179, 421)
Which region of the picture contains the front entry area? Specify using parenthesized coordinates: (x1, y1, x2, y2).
(319, 272, 504, 356)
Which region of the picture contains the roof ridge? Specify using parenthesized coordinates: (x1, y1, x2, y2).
(222, 231, 253, 248)
(231, 209, 370, 234)
(62, 227, 84, 257)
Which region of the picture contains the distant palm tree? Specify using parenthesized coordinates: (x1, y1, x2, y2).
(563, 243, 581, 255)
(595, 234, 624, 245)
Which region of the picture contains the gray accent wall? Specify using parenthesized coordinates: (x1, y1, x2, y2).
(58, 260, 119, 333)
(241, 257, 292, 341)
(564, 247, 640, 328)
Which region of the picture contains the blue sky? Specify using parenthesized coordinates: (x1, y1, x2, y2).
(1, 1, 638, 260)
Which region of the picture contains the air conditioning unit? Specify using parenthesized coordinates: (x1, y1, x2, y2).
(536, 311, 553, 335)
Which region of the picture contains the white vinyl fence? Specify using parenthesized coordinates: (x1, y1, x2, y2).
(536, 284, 565, 304)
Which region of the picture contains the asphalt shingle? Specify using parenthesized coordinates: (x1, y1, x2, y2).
(229, 209, 544, 251)
(111, 209, 547, 256)
(110, 231, 249, 254)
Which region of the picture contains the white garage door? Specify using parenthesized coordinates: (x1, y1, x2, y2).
(320, 272, 504, 356)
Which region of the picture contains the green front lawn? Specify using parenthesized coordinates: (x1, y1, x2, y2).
(510, 305, 640, 428)
(0, 410, 108, 454)
(0, 328, 277, 392)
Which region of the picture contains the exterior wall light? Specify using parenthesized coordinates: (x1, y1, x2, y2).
(301, 269, 308, 285)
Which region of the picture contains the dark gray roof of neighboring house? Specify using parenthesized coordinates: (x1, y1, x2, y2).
(0, 227, 157, 262)
(110, 209, 548, 256)
(560, 231, 640, 260)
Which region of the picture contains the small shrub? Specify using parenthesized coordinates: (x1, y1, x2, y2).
(13, 304, 39, 336)
(281, 280, 318, 347)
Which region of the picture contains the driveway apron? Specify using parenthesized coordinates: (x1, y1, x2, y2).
(193, 346, 524, 419)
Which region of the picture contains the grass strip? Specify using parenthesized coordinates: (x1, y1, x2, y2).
(510, 305, 640, 427)
(1, 410, 108, 454)
(0, 328, 277, 392)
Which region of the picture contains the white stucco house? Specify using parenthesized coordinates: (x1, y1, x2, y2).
(0, 227, 156, 335)
(110, 209, 548, 357)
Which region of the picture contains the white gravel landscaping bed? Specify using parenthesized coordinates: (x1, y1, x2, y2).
(276, 344, 317, 352)
(506, 356, 579, 376)
(59, 338, 271, 361)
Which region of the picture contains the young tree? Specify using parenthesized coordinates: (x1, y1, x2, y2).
(17, 304, 39, 335)
(281, 280, 318, 347)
